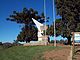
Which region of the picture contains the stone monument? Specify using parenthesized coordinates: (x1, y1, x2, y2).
(23, 18, 48, 46)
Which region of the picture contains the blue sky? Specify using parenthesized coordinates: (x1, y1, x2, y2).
(0, 0, 62, 43)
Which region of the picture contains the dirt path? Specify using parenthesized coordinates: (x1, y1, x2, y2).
(43, 46, 71, 60)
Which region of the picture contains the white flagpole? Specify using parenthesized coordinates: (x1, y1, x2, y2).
(53, 0, 56, 46)
(44, 0, 47, 45)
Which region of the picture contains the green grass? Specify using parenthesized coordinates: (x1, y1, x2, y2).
(0, 46, 62, 60)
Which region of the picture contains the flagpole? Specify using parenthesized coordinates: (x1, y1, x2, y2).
(53, 0, 56, 46)
(44, 0, 47, 45)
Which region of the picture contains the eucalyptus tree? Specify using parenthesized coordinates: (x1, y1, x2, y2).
(52, 0, 80, 44)
(7, 8, 48, 42)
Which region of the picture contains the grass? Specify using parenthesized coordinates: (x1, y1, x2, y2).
(0, 46, 62, 60)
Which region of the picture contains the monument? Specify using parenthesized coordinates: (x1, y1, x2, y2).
(23, 18, 48, 46)
(32, 18, 48, 40)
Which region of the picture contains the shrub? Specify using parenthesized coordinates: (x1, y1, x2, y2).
(13, 43, 23, 46)
(50, 40, 54, 43)
(3, 42, 13, 48)
(0, 42, 3, 45)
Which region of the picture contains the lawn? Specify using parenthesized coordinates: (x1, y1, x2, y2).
(0, 46, 62, 60)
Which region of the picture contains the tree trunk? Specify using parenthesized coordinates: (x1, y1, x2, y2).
(26, 40, 30, 43)
(67, 36, 71, 45)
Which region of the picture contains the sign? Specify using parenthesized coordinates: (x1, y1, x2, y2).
(74, 33, 80, 40)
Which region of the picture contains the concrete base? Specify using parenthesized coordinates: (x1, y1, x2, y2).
(23, 41, 48, 46)
(23, 35, 49, 46)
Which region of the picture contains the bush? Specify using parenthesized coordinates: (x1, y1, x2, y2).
(63, 40, 68, 45)
(59, 40, 65, 44)
(0, 42, 3, 45)
(3, 42, 13, 48)
(13, 43, 23, 46)
(50, 40, 54, 43)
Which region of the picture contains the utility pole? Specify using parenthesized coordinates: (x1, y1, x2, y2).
(53, 0, 56, 47)
(44, 0, 47, 45)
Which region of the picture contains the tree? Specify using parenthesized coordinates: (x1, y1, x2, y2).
(13, 40, 18, 44)
(7, 8, 48, 42)
(49, 19, 62, 35)
(48, 19, 62, 36)
(52, 0, 80, 45)
(0, 42, 3, 45)
(17, 25, 38, 42)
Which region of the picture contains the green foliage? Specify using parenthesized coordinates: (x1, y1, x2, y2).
(0, 42, 2, 45)
(17, 25, 38, 42)
(7, 8, 45, 24)
(47, 0, 80, 44)
(7, 8, 48, 42)
(3, 42, 13, 48)
(48, 19, 62, 36)
(56, 0, 80, 35)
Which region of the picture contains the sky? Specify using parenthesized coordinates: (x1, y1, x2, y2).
(0, 0, 62, 43)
